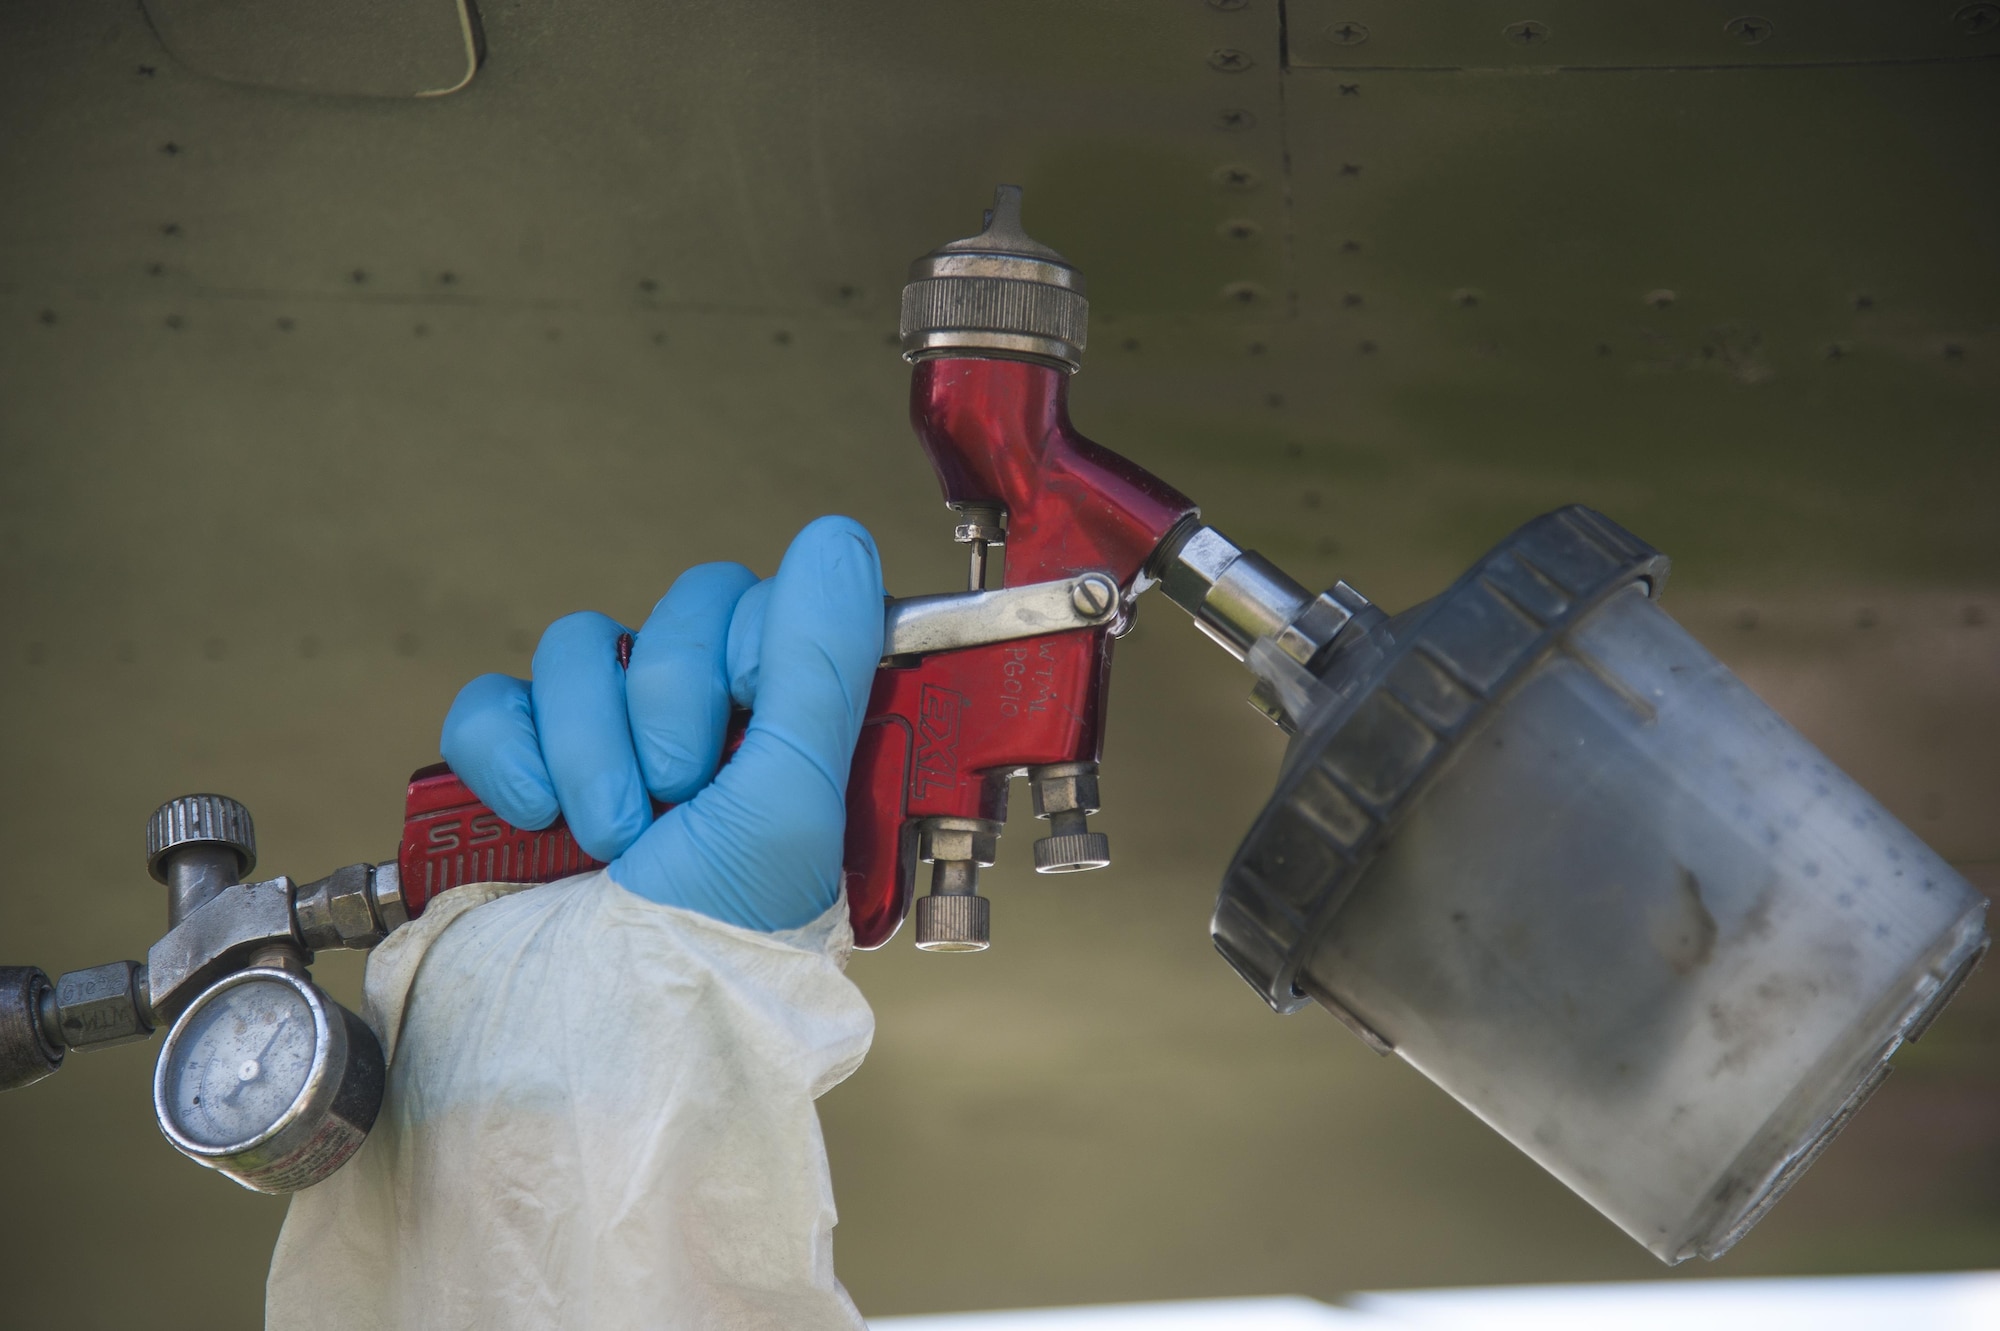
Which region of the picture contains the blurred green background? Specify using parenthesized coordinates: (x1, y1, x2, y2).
(1, 1, 1994, 1324)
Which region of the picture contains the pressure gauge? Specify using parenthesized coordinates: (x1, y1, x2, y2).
(153, 967, 385, 1193)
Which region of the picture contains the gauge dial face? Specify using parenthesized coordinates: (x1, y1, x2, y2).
(163, 975, 319, 1150)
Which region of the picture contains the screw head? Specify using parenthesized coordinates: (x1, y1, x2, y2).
(1070, 574, 1117, 619)
(1725, 15, 1774, 45)
(1503, 20, 1550, 44)
(1954, 3, 1998, 35)
(1327, 21, 1370, 46)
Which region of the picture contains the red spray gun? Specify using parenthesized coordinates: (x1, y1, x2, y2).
(12, 189, 1975, 1268)
(400, 185, 1330, 952)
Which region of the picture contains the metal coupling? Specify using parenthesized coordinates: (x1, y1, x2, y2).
(294, 862, 407, 951)
(913, 817, 1000, 952)
(1154, 525, 1313, 660)
(1029, 762, 1111, 873)
(900, 185, 1089, 372)
(50, 960, 153, 1051)
(0, 966, 63, 1091)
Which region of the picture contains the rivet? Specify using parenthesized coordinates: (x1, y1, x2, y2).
(161, 222, 181, 237)
(1213, 108, 1257, 131)
(1824, 342, 1847, 360)
(161, 141, 181, 155)
(1214, 163, 1260, 189)
(1208, 48, 1254, 73)
(351, 269, 368, 284)
(1339, 83, 1360, 96)
(1221, 281, 1265, 303)
(1218, 218, 1261, 240)
(1341, 292, 1363, 308)
(1852, 293, 1875, 311)
(1122, 337, 1141, 351)
(147, 262, 165, 277)
(1339, 162, 1362, 176)
(38, 309, 56, 326)
(1327, 21, 1369, 45)
(1358, 339, 1378, 354)
(1955, 3, 2000, 35)
(1453, 288, 1481, 307)
(835, 284, 857, 301)
(1341, 239, 1362, 253)
(638, 278, 658, 294)
(137, 65, 156, 77)
(1724, 16, 1774, 45)
(438, 271, 457, 286)
(1207, 0, 1248, 10)
(1645, 288, 1676, 308)
(1504, 20, 1551, 44)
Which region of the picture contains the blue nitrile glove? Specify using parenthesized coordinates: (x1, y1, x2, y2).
(439, 516, 885, 932)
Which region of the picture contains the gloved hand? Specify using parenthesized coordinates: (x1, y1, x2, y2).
(439, 516, 885, 932)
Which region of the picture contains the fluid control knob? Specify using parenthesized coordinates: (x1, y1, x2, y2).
(1029, 763, 1111, 873)
(148, 794, 257, 927)
(913, 818, 999, 952)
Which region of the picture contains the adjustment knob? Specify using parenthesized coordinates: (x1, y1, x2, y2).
(914, 893, 991, 953)
(1032, 831, 1111, 873)
(147, 794, 257, 885)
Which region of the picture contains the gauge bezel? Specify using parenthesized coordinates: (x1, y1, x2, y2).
(153, 966, 382, 1192)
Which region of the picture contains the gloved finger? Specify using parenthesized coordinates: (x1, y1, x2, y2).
(614, 516, 884, 930)
(532, 611, 651, 862)
(738, 515, 885, 784)
(440, 673, 560, 830)
(724, 577, 773, 708)
(626, 561, 758, 804)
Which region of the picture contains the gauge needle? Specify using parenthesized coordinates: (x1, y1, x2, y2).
(221, 1016, 292, 1105)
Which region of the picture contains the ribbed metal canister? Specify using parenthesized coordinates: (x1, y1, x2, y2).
(899, 185, 1089, 371)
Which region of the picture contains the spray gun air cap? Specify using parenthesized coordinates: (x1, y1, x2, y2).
(901, 185, 1089, 372)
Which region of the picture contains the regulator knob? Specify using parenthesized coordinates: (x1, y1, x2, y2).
(147, 794, 258, 884)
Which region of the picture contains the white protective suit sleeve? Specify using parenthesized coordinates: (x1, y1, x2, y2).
(264, 869, 875, 1330)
